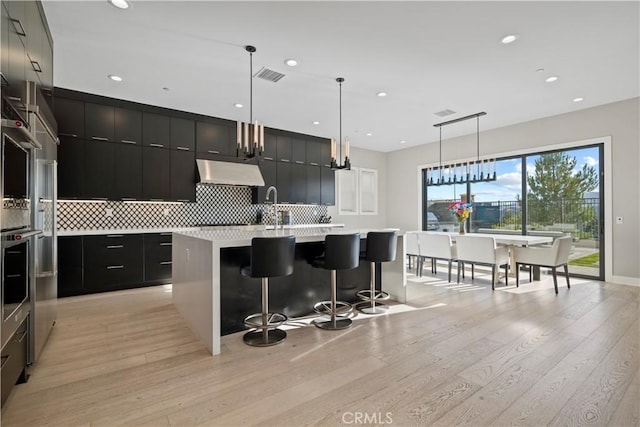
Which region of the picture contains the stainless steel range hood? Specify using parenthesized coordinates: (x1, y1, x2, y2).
(196, 159, 265, 187)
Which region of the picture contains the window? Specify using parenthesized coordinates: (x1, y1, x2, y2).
(337, 167, 379, 215)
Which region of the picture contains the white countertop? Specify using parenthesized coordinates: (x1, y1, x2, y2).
(174, 226, 402, 248)
(56, 224, 345, 237)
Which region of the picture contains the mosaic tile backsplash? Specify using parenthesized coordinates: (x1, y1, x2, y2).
(57, 184, 328, 231)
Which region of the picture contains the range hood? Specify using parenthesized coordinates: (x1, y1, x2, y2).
(196, 159, 265, 187)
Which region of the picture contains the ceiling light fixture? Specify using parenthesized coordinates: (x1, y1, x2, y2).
(284, 58, 298, 67)
(428, 112, 495, 186)
(376, 92, 387, 97)
(312, 121, 320, 125)
(330, 77, 351, 170)
(572, 97, 584, 103)
(236, 45, 264, 158)
(545, 76, 559, 83)
(501, 34, 519, 44)
(366, 133, 372, 136)
(107, 0, 130, 10)
(400, 140, 406, 144)
(234, 103, 243, 108)
(108, 74, 122, 82)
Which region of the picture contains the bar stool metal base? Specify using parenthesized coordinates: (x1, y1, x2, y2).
(243, 329, 287, 347)
(312, 315, 352, 330)
(356, 289, 390, 301)
(313, 300, 352, 315)
(244, 312, 287, 329)
(357, 303, 389, 315)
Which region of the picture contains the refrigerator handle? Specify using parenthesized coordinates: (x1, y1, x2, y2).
(50, 160, 58, 275)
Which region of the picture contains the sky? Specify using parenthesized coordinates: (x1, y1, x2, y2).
(426, 146, 600, 203)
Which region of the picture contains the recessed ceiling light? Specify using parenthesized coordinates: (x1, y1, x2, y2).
(108, 74, 122, 82)
(234, 103, 243, 108)
(162, 87, 170, 91)
(400, 140, 406, 144)
(312, 121, 320, 125)
(376, 92, 387, 97)
(545, 76, 559, 83)
(536, 68, 545, 73)
(108, 0, 130, 9)
(501, 34, 519, 44)
(366, 132, 373, 136)
(284, 58, 298, 67)
(573, 97, 584, 103)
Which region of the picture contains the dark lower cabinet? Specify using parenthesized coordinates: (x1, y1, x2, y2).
(83, 234, 143, 292)
(85, 140, 115, 200)
(142, 146, 171, 201)
(144, 233, 172, 283)
(58, 236, 83, 297)
(114, 143, 142, 200)
(57, 136, 85, 199)
(1, 317, 28, 407)
(170, 150, 196, 202)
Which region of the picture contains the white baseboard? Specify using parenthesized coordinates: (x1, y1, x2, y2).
(610, 275, 640, 286)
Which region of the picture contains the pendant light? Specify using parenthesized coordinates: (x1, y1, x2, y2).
(428, 112, 495, 186)
(330, 77, 351, 170)
(236, 45, 264, 158)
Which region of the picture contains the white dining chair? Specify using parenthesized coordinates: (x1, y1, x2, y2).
(513, 236, 572, 294)
(455, 235, 510, 290)
(417, 233, 457, 282)
(405, 231, 421, 275)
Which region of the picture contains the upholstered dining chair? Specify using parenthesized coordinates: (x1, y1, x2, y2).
(513, 236, 572, 294)
(417, 233, 457, 282)
(455, 235, 509, 290)
(405, 231, 421, 275)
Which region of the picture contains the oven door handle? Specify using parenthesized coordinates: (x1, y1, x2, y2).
(17, 230, 43, 239)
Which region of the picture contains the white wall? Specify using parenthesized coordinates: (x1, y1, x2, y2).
(385, 97, 640, 283)
(327, 146, 387, 229)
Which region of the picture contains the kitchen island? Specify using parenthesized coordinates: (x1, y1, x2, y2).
(172, 227, 406, 355)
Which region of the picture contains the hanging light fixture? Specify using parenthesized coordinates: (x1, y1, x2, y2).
(428, 112, 495, 186)
(236, 45, 264, 158)
(330, 77, 351, 170)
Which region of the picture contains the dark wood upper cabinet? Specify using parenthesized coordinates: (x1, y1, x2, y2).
(306, 165, 321, 204)
(276, 161, 292, 203)
(85, 103, 115, 142)
(252, 159, 276, 203)
(114, 108, 142, 144)
(262, 131, 277, 161)
(305, 140, 322, 166)
(170, 117, 195, 151)
(196, 121, 231, 155)
(291, 163, 306, 203)
(170, 150, 196, 202)
(292, 138, 306, 164)
(142, 113, 170, 148)
(113, 143, 142, 200)
(276, 134, 292, 162)
(319, 140, 332, 167)
(57, 136, 85, 199)
(142, 146, 171, 200)
(321, 166, 336, 206)
(84, 140, 115, 200)
(54, 98, 85, 139)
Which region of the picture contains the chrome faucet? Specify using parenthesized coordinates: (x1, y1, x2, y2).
(265, 186, 280, 229)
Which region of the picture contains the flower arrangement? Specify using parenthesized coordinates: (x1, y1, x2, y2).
(448, 201, 473, 223)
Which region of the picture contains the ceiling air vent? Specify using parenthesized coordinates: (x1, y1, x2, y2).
(435, 109, 456, 117)
(254, 67, 285, 83)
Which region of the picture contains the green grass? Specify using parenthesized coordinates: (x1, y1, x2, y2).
(569, 252, 600, 268)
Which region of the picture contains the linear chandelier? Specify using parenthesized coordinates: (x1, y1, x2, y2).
(236, 45, 264, 158)
(426, 112, 496, 186)
(330, 77, 351, 170)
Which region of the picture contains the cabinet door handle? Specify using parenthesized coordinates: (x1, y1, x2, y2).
(310, 162, 319, 166)
(264, 156, 273, 160)
(59, 133, 78, 138)
(106, 235, 123, 238)
(295, 161, 304, 164)
(176, 146, 190, 151)
(10, 19, 26, 36)
(150, 199, 164, 202)
(160, 261, 172, 265)
(121, 140, 137, 144)
(106, 245, 123, 249)
(149, 143, 164, 148)
(107, 265, 124, 270)
(160, 243, 172, 246)
(91, 197, 108, 201)
(121, 198, 136, 201)
(1, 355, 10, 369)
(91, 136, 109, 141)
(281, 159, 290, 162)
(177, 199, 189, 203)
(6, 274, 22, 279)
(160, 233, 172, 236)
(31, 61, 42, 72)
(207, 150, 219, 154)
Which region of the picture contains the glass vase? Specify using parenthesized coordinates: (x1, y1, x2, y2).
(459, 221, 466, 235)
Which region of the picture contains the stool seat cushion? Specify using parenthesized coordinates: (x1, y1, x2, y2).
(241, 235, 296, 278)
(365, 231, 397, 263)
(311, 233, 361, 270)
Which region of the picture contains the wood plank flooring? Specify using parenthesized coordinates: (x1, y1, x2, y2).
(1, 276, 638, 427)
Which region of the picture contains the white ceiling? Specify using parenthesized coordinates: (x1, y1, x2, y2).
(42, 1, 639, 152)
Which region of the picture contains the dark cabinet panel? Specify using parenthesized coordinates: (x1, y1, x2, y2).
(142, 112, 170, 148)
(114, 143, 142, 200)
(142, 146, 171, 201)
(262, 131, 277, 160)
(6, 10, 26, 104)
(84, 234, 143, 292)
(58, 236, 83, 297)
(57, 136, 85, 199)
(144, 233, 172, 283)
(291, 163, 306, 203)
(292, 138, 306, 164)
(276, 134, 292, 162)
(170, 117, 195, 151)
(114, 107, 142, 144)
(276, 161, 292, 203)
(305, 140, 322, 166)
(54, 98, 84, 138)
(319, 141, 332, 167)
(85, 103, 115, 142)
(306, 165, 321, 205)
(85, 140, 114, 200)
(321, 166, 336, 206)
(170, 149, 196, 202)
(196, 121, 232, 155)
(1, 4, 9, 87)
(252, 159, 276, 203)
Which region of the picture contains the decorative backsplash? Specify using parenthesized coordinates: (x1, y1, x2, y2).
(1, 198, 31, 230)
(57, 185, 328, 231)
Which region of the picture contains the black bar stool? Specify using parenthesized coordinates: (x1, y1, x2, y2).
(311, 233, 360, 330)
(240, 235, 296, 346)
(357, 231, 397, 314)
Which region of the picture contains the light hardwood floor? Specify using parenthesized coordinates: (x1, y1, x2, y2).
(1, 273, 638, 426)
